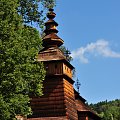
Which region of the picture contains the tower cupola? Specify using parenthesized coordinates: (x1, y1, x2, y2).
(42, 9, 64, 48)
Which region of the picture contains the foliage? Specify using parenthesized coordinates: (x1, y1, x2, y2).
(0, 0, 48, 119)
(89, 99, 120, 120)
(41, 0, 56, 9)
(60, 46, 73, 62)
(18, 0, 56, 25)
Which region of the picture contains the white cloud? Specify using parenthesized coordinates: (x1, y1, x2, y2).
(71, 39, 120, 63)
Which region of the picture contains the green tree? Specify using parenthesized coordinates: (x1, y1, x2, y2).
(18, 0, 56, 26)
(89, 99, 120, 120)
(60, 46, 73, 62)
(0, 0, 56, 119)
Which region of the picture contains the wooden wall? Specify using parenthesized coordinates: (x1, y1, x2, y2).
(44, 62, 63, 75)
(30, 77, 78, 119)
(63, 79, 78, 120)
(63, 63, 72, 78)
(44, 62, 72, 79)
(30, 77, 66, 118)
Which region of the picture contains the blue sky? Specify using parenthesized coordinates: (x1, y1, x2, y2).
(52, 0, 120, 103)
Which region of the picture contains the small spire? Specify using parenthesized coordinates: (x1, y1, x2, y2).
(44, 9, 58, 35)
(42, 9, 64, 48)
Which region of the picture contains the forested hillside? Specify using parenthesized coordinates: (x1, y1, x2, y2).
(89, 99, 120, 120)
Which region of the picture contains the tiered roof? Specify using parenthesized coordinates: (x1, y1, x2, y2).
(42, 9, 64, 48)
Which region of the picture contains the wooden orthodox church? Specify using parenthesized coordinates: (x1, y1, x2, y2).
(27, 9, 101, 120)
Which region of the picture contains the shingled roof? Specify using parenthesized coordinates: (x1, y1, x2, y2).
(38, 47, 65, 61)
(74, 90, 101, 120)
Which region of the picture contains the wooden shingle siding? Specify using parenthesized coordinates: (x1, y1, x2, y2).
(63, 79, 78, 120)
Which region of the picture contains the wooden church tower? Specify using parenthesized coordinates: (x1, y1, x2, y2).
(28, 9, 78, 120)
(28, 9, 101, 120)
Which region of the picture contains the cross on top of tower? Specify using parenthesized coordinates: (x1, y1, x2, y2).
(75, 78, 81, 94)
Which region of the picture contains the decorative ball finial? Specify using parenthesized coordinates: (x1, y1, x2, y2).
(47, 8, 56, 19)
(49, 8, 54, 11)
